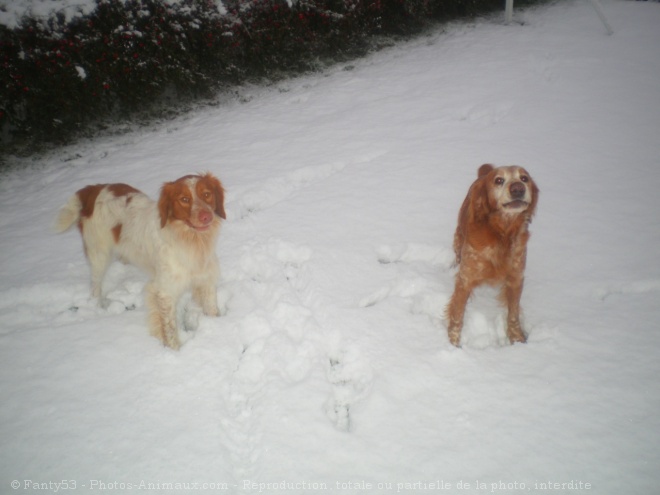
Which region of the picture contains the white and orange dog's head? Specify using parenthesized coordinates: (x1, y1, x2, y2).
(158, 172, 226, 231)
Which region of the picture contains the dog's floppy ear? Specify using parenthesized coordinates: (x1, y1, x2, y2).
(469, 165, 493, 223)
(526, 176, 540, 221)
(158, 182, 175, 228)
(201, 173, 226, 220)
(478, 163, 494, 179)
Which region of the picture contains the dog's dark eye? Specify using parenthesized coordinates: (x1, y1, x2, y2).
(495, 177, 505, 186)
(520, 175, 529, 183)
(180, 196, 191, 204)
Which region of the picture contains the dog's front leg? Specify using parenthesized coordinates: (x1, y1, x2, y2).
(503, 276, 526, 344)
(503, 242, 528, 344)
(146, 283, 181, 350)
(446, 274, 473, 347)
(193, 281, 220, 317)
(192, 261, 220, 317)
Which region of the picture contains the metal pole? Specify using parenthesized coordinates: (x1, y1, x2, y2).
(505, 0, 514, 25)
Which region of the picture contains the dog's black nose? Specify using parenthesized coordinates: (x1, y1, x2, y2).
(510, 182, 526, 198)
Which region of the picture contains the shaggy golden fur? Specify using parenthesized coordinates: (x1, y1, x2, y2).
(446, 164, 539, 347)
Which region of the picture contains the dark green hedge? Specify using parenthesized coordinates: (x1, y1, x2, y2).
(1, 0, 529, 154)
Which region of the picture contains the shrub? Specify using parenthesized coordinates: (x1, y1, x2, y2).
(0, 0, 542, 155)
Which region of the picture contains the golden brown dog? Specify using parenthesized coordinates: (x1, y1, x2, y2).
(446, 164, 539, 347)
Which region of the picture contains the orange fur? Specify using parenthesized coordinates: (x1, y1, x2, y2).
(446, 164, 539, 347)
(158, 173, 226, 228)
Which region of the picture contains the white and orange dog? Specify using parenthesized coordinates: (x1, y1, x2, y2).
(55, 173, 226, 350)
(446, 164, 539, 347)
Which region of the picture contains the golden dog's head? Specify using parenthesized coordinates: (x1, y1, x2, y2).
(474, 164, 539, 218)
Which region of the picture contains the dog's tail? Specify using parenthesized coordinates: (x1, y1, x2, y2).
(54, 194, 82, 233)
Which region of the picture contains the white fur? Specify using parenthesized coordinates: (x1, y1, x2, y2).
(55, 178, 222, 349)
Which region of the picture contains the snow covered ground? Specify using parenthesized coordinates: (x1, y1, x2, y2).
(1, 1, 660, 493)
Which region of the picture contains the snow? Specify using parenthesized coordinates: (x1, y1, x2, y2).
(1, 1, 660, 493)
(0, 0, 96, 28)
(0, 0, 228, 28)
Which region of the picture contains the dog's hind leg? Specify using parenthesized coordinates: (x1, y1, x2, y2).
(80, 224, 114, 305)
